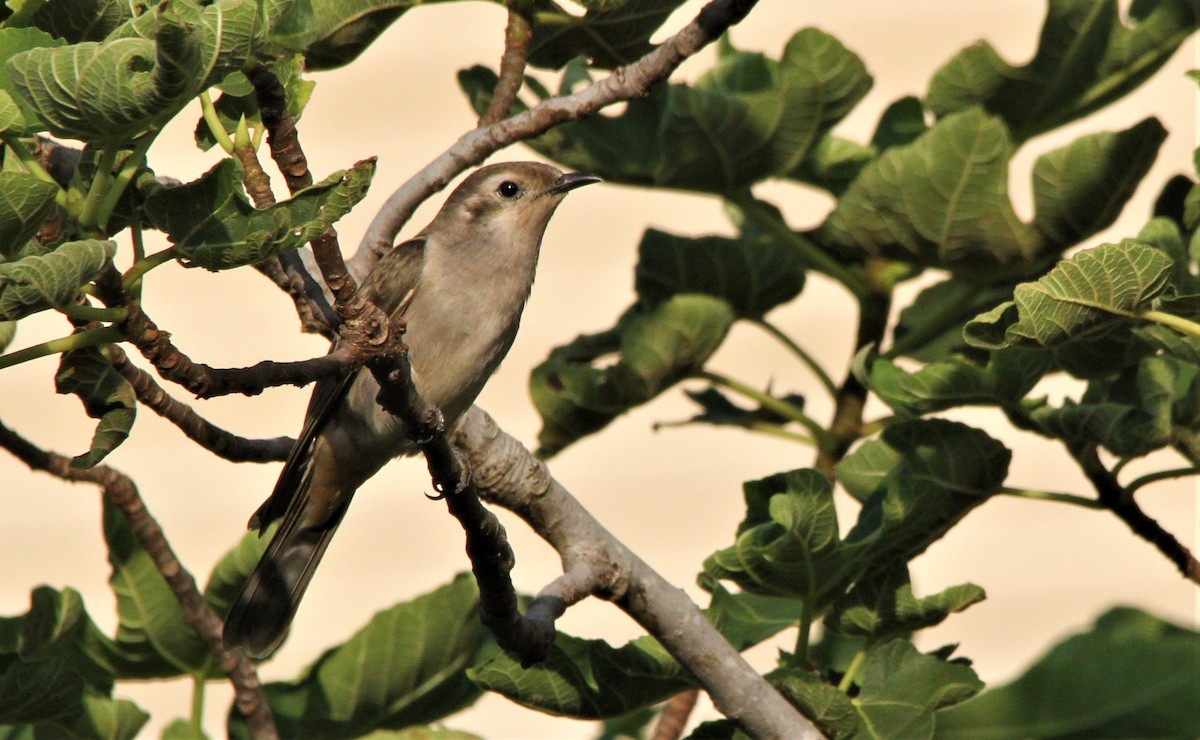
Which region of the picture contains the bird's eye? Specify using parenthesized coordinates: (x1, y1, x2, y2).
(497, 180, 522, 199)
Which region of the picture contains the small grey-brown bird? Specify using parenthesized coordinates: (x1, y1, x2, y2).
(223, 162, 599, 657)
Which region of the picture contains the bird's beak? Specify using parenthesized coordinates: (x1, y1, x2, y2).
(549, 172, 602, 194)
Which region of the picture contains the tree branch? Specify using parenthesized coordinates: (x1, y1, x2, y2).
(108, 346, 293, 462)
(1071, 443, 1200, 584)
(0, 420, 278, 739)
(479, 2, 533, 127)
(355, 0, 763, 275)
(450, 406, 821, 739)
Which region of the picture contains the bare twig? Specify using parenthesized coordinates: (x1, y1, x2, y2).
(451, 407, 820, 739)
(108, 346, 293, 462)
(479, 3, 533, 127)
(1072, 443, 1200, 584)
(0, 420, 277, 739)
(654, 690, 701, 740)
(248, 64, 312, 194)
(355, 0, 763, 274)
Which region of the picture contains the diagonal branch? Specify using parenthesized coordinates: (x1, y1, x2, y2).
(450, 406, 821, 739)
(0, 420, 278, 739)
(354, 0, 762, 277)
(479, 2, 533, 127)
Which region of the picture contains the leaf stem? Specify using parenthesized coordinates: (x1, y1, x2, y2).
(199, 90, 235, 154)
(1124, 466, 1200, 496)
(752, 318, 838, 399)
(1140, 310, 1200, 338)
(745, 421, 816, 446)
(94, 131, 159, 232)
(55, 303, 128, 323)
(0, 327, 123, 370)
(123, 247, 177, 290)
(838, 647, 869, 692)
(732, 193, 872, 303)
(190, 673, 206, 734)
(78, 145, 118, 234)
(998, 486, 1105, 509)
(698, 369, 830, 447)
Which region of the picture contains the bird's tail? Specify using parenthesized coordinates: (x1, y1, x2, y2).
(222, 506, 344, 659)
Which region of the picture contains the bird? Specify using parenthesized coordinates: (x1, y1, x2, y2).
(222, 161, 600, 658)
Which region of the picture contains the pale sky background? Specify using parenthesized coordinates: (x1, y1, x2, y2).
(1, 2, 1197, 738)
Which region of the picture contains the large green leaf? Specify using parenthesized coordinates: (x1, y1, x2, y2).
(142, 157, 374, 270)
(230, 574, 489, 739)
(0, 172, 59, 257)
(633, 228, 805, 318)
(532, 294, 734, 457)
(701, 579, 805, 652)
(30, 0, 137, 43)
(1031, 118, 1165, 248)
(0, 686, 148, 740)
(0, 27, 62, 135)
(0, 239, 115, 321)
(889, 278, 1015, 362)
(935, 607, 1200, 739)
(963, 241, 1173, 351)
(7, 0, 278, 140)
(103, 497, 212, 679)
(471, 632, 690, 721)
(54, 344, 136, 468)
(202, 527, 273, 621)
(268, 0, 458, 71)
(824, 565, 985, 641)
(526, 0, 687, 70)
(655, 29, 871, 192)
(819, 108, 1040, 271)
(0, 321, 15, 353)
(1025, 354, 1200, 458)
(861, 349, 1052, 418)
(925, 0, 1198, 142)
(774, 640, 982, 739)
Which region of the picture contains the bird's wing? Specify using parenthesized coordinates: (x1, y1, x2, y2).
(247, 238, 427, 532)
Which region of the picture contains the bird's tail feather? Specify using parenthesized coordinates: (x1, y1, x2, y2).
(222, 466, 347, 659)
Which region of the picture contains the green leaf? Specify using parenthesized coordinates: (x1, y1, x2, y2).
(819, 108, 1040, 270)
(1026, 355, 1200, 457)
(634, 228, 805, 318)
(824, 565, 985, 641)
(767, 669, 859, 737)
(233, 574, 488, 739)
(1135, 323, 1200, 364)
(889, 278, 1014, 362)
(269, 0, 456, 71)
(870, 96, 927, 152)
(656, 29, 871, 192)
(785, 133, 875, 195)
(162, 717, 209, 740)
(835, 419, 1009, 571)
(702, 578, 804, 652)
(0, 657, 84, 725)
(862, 350, 1052, 418)
(0, 239, 115, 321)
(525, 0, 687, 70)
(0, 688, 148, 740)
(704, 468, 863, 604)
(656, 387, 807, 434)
(7, 0, 277, 140)
(925, 0, 1198, 142)
(0, 27, 62, 135)
(0, 321, 15, 352)
(532, 294, 734, 457)
(934, 607, 1200, 739)
(194, 56, 314, 151)
(143, 157, 374, 270)
(963, 241, 1173, 351)
(470, 632, 690, 720)
(0, 172, 59, 257)
(30, 0, 137, 43)
(1031, 118, 1166, 248)
(54, 344, 136, 468)
(103, 497, 212, 678)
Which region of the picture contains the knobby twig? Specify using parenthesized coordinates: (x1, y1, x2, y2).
(109, 346, 293, 463)
(119, 301, 355, 398)
(371, 335, 556, 663)
(479, 2, 533, 127)
(1072, 443, 1200, 584)
(0, 421, 277, 740)
(450, 407, 820, 739)
(355, 0, 763, 276)
(653, 690, 701, 740)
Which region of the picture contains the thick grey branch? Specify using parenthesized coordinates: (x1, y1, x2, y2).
(451, 406, 820, 739)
